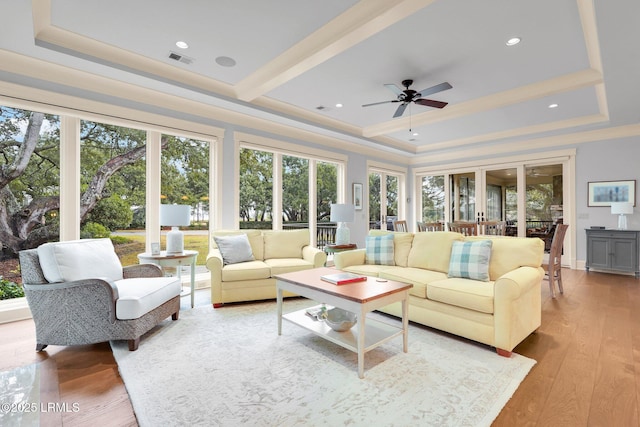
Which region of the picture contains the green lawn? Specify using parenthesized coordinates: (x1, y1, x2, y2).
(113, 234, 209, 266)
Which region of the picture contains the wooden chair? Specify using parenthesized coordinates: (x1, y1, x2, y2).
(417, 221, 443, 232)
(542, 224, 569, 298)
(447, 221, 478, 236)
(478, 221, 507, 236)
(393, 220, 408, 232)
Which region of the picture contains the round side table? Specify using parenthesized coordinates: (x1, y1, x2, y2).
(138, 250, 198, 308)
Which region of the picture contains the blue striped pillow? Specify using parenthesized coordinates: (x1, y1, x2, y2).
(448, 240, 492, 281)
(365, 234, 395, 265)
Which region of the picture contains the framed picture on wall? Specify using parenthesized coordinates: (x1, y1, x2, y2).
(352, 183, 363, 210)
(588, 180, 636, 207)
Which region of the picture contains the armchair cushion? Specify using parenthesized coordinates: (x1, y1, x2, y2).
(115, 277, 181, 320)
(38, 238, 123, 283)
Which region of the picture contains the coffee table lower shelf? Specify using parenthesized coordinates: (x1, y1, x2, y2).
(282, 308, 403, 353)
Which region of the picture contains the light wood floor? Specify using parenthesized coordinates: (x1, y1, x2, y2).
(1, 269, 639, 426)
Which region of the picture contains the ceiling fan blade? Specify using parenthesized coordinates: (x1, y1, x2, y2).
(415, 98, 448, 109)
(362, 100, 396, 107)
(384, 83, 403, 96)
(393, 103, 408, 118)
(416, 82, 452, 98)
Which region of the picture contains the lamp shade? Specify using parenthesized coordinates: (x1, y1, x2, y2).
(330, 204, 355, 223)
(160, 204, 191, 226)
(611, 202, 634, 215)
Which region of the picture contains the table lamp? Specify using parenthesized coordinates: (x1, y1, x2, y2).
(160, 204, 191, 254)
(331, 203, 355, 245)
(611, 202, 633, 230)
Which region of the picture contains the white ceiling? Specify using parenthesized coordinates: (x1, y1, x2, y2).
(1, 0, 639, 159)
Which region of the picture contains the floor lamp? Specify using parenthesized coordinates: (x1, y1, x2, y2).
(160, 204, 191, 254)
(331, 204, 355, 245)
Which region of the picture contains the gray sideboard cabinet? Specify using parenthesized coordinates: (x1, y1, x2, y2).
(585, 229, 640, 277)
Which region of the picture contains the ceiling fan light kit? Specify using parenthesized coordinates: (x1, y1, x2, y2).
(362, 79, 452, 118)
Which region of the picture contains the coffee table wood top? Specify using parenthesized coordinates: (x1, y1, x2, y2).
(275, 267, 412, 304)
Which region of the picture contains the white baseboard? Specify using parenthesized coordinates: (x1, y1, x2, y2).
(0, 297, 32, 324)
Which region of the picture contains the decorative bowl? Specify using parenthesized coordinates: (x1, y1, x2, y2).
(324, 308, 357, 332)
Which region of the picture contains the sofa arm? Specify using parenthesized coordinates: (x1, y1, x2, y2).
(333, 249, 366, 269)
(206, 249, 224, 305)
(302, 245, 327, 267)
(493, 266, 544, 353)
(494, 266, 544, 301)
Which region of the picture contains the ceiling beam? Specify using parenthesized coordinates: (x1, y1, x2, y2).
(363, 68, 604, 137)
(234, 0, 438, 102)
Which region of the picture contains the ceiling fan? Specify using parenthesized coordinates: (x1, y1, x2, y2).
(527, 168, 550, 177)
(362, 79, 452, 118)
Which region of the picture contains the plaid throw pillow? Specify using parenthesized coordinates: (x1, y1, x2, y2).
(365, 234, 395, 266)
(448, 240, 492, 282)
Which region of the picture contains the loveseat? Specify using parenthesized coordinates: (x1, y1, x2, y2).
(334, 230, 544, 357)
(206, 229, 327, 308)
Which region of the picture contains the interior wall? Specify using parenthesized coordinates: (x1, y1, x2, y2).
(575, 136, 640, 262)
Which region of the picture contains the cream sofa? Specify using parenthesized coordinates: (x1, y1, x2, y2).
(206, 229, 327, 308)
(334, 230, 544, 357)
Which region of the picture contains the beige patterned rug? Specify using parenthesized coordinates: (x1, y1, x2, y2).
(111, 299, 535, 427)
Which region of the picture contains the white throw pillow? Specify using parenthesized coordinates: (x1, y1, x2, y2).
(37, 238, 123, 283)
(214, 234, 255, 265)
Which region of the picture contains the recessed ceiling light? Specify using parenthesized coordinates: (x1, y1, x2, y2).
(176, 41, 189, 49)
(548, 103, 559, 109)
(506, 37, 521, 46)
(215, 56, 236, 67)
(335, 103, 343, 108)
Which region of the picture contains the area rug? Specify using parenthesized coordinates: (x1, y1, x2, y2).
(111, 299, 535, 427)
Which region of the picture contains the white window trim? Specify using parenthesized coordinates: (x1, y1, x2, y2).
(235, 133, 347, 240)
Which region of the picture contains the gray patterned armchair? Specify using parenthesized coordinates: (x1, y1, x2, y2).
(19, 238, 181, 351)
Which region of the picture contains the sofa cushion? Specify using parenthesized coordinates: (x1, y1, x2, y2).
(212, 230, 264, 260)
(38, 238, 123, 283)
(115, 276, 181, 320)
(465, 235, 544, 280)
(365, 234, 395, 265)
(222, 260, 271, 282)
(427, 277, 495, 314)
(407, 232, 464, 273)
(263, 229, 309, 259)
(448, 240, 493, 282)
(379, 267, 448, 299)
(264, 258, 315, 276)
(367, 230, 414, 266)
(214, 234, 255, 265)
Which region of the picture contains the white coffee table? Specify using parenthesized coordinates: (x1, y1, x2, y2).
(275, 267, 412, 379)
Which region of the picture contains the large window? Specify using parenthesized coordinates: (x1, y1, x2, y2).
(161, 135, 210, 266)
(239, 148, 273, 228)
(238, 144, 342, 246)
(0, 107, 60, 263)
(80, 119, 147, 245)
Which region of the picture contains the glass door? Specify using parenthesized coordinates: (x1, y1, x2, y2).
(484, 167, 518, 236)
(369, 171, 402, 231)
(450, 172, 477, 222)
(525, 164, 564, 252)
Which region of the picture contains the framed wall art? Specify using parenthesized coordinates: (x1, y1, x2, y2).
(352, 183, 363, 210)
(588, 180, 636, 207)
